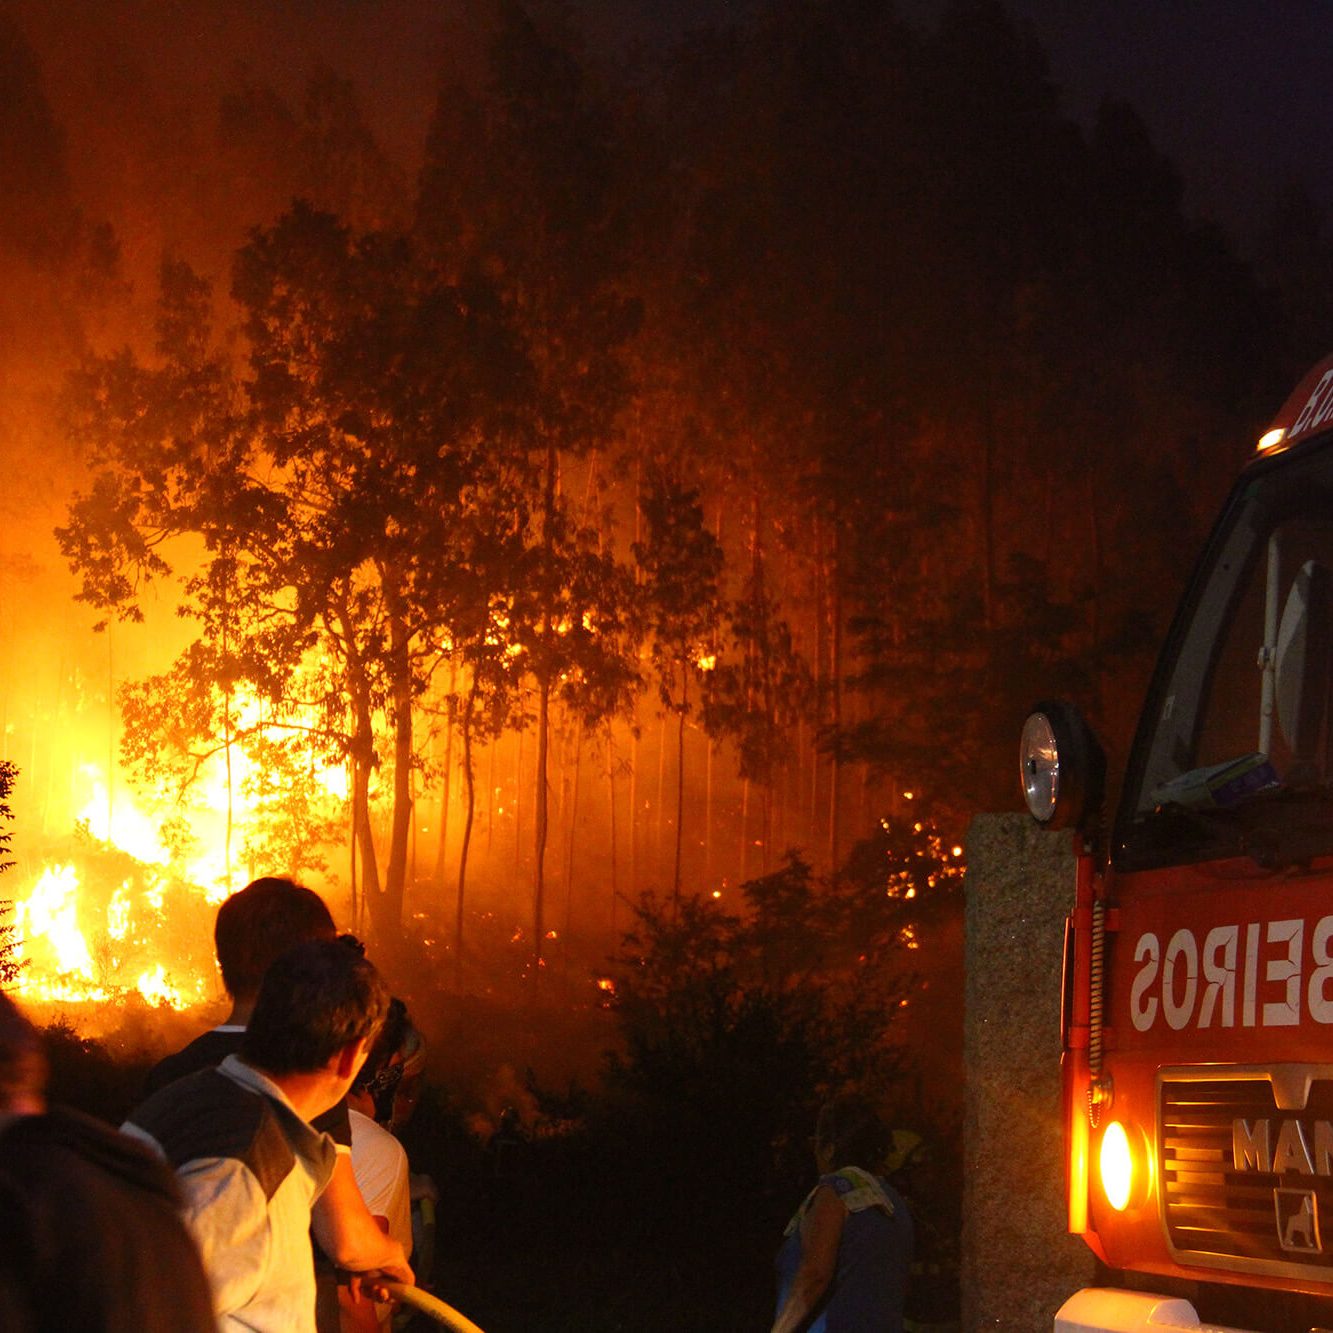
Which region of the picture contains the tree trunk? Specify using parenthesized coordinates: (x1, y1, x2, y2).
(432, 661, 457, 889)
(552, 712, 568, 880)
(348, 773, 360, 933)
(455, 685, 477, 990)
(654, 713, 667, 881)
(630, 458, 643, 899)
(534, 674, 550, 965)
(629, 709, 640, 897)
(350, 732, 381, 910)
(514, 725, 524, 871)
(828, 529, 843, 879)
(743, 490, 762, 883)
(606, 728, 619, 936)
(338, 599, 385, 935)
(485, 734, 496, 853)
(704, 733, 714, 890)
(673, 674, 686, 909)
(812, 518, 826, 852)
(410, 766, 418, 884)
(740, 775, 751, 883)
(380, 605, 414, 939)
(220, 599, 234, 893)
(533, 439, 558, 968)
(563, 717, 583, 910)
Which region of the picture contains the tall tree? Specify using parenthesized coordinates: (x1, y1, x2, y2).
(58, 207, 533, 943)
(634, 467, 724, 904)
(417, 3, 645, 964)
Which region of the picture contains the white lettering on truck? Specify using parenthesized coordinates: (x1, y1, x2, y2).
(1163, 929, 1198, 1030)
(1130, 915, 1333, 1031)
(1232, 1118, 1333, 1175)
(1292, 369, 1333, 438)
(1200, 924, 1237, 1027)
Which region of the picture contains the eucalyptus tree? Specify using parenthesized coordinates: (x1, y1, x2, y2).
(417, 2, 647, 963)
(58, 206, 533, 943)
(633, 466, 724, 904)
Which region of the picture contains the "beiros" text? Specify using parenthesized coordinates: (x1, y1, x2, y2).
(1130, 918, 1333, 1031)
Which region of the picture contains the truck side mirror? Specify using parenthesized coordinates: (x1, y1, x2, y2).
(1019, 700, 1107, 830)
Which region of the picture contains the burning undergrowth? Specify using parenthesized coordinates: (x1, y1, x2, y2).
(5, 821, 223, 1036)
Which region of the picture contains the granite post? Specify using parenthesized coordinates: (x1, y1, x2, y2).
(961, 812, 1098, 1331)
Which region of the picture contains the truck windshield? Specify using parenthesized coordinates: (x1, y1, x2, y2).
(1119, 442, 1333, 869)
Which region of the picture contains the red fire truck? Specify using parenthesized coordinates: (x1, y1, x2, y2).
(1022, 354, 1333, 1333)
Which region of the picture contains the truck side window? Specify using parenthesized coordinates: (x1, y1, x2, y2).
(1189, 543, 1333, 786)
(1118, 450, 1333, 869)
(1190, 550, 1269, 776)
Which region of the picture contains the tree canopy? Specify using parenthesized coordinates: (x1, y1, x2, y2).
(32, 0, 1320, 952)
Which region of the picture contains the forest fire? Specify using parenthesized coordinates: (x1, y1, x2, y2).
(12, 857, 212, 1012)
(1, 653, 367, 1022)
(4, 750, 285, 1016)
(0, 0, 1312, 1323)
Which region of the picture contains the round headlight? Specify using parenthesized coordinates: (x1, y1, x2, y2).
(1100, 1121, 1134, 1211)
(1018, 700, 1106, 830)
(1020, 711, 1060, 822)
(1098, 1119, 1152, 1212)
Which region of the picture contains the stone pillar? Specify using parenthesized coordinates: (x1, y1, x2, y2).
(961, 813, 1098, 1332)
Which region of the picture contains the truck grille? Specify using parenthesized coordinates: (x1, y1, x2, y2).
(1160, 1073, 1333, 1278)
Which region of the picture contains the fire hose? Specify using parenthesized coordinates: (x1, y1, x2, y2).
(380, 1282, 486, 1333)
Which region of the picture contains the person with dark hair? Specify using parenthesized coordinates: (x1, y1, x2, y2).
(146, 876, 338, 1091)
(124, 939, 394, 1332)
(772, 1096, 914, 1333)
(0, 992, 214, 1332)
(143, 877, 413, 1329)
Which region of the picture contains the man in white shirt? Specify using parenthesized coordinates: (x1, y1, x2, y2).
(142, 876, 413, 1328)
(348, 1106, 412, 1257)
(125, 939, 393, 1333)
(341, 1102, 413, 1333)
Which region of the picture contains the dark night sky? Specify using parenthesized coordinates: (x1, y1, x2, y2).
(14, 1, 1330, 258)
(601, 0, 1333, 251)
(960, 0, 1333, 246)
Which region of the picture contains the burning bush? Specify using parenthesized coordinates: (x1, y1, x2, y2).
(8, 825, 220, 1021)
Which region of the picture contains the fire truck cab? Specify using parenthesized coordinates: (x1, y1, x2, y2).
(1023, 354, 1333, 1333)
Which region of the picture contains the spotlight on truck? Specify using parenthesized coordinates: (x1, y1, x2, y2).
(1019, 700, 1106, 830)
